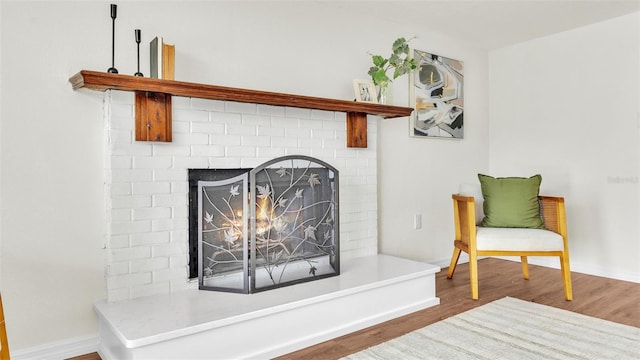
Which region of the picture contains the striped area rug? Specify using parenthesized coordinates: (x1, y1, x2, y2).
(342, 297, 639, 359)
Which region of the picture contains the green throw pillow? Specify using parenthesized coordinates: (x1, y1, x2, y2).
(478, 174, 545, 229)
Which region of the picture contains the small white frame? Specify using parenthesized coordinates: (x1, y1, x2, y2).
(352, 79, 377, 103)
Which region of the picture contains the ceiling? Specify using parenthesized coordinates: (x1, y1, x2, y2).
(352, 0, 640, 50)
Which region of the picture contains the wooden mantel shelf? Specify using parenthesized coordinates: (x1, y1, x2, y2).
(69, 70, 413, 147)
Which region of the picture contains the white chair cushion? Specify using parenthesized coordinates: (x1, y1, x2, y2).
(458, 183, 484, 225)
(476, 227, 564, 252)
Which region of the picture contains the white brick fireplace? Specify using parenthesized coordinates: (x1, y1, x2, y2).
(94, 88, 439, 359)
(104, 90, 379, 302)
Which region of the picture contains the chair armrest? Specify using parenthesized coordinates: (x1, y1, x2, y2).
(452, 194, 477, 247)
(539, 196, 567, 237)
(453, 194, 475, 202)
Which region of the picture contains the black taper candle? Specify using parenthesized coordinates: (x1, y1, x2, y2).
(107, 4, 118, 74)
(134, 29, 143, 76)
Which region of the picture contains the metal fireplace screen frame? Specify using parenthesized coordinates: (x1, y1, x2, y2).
(195, 155, 339, 293)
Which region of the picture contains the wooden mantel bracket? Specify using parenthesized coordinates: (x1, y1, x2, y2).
(69, 70, 413, 148)
(135, 91, 172, 142)
(346, 112, 367, 148)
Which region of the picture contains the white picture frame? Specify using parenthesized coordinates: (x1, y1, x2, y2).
(353, 79, 377, 103)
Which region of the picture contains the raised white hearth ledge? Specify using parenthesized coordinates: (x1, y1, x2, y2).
(95, 254, 440, 360)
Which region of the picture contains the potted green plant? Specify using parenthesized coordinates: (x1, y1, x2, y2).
(368, 37, 417, 103)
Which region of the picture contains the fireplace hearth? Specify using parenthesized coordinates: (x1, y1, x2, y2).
(188, 155, 339, 293)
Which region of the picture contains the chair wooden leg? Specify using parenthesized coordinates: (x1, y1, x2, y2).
(0, 293, 9, 360)
(469, 252, 479, 300)
(447, 247, 462, 279)
(560, 254, 573, 300)
(520, 256, 530, 279)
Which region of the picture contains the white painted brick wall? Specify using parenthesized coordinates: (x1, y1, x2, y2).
(104, 90, 378, 302)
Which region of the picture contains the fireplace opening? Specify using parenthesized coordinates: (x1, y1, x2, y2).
(188, 155, 339, 293)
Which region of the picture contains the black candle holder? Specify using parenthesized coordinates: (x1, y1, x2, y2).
(134, 29, 143, 77)
(107, 4, 118, 74)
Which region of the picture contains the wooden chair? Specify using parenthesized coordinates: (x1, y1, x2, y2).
(0, 293, 9, 359)
(447, 191, 573, 301)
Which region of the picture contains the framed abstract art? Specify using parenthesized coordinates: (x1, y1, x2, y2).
(410, 49, 464, 139)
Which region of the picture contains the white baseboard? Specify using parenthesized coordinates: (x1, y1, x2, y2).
(11, 335, 97, 360)
(430, 253, 479, 269)
(572, 264, 639, 283)
(433, 254, 639, 283)
(496, 256, 640, 283)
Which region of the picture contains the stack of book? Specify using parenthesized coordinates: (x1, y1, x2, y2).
(150, 36, 175, 80)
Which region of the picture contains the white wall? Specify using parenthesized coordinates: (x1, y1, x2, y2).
(488, 13, 640, 281)
(0, 0, 488, 352)
(1, 1, 107, 353)
(378, 53, 490, 263)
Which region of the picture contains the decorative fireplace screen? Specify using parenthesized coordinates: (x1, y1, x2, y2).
(190, 155, 339, 293)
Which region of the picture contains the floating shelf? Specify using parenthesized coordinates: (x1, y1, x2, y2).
(69, 70, 413, 147)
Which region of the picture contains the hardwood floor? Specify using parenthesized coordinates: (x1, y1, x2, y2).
(276, 258, 640, 359)
(69, 258, 640, 360)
